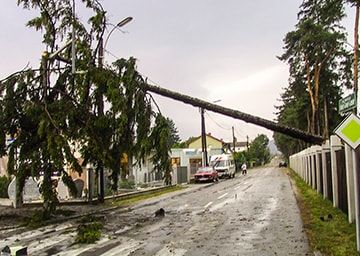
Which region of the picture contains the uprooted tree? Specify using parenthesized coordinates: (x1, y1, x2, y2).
(0, 1, 172, 216)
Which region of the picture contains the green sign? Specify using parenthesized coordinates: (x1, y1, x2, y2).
(339, 93, 357, 114)
(334, 113, 360, 149)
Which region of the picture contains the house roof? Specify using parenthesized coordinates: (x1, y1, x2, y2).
(188, 133, 224, 145)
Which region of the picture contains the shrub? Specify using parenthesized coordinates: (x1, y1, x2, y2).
(75, 221, 103, 243)
(75, 215, 104, 243)
(119, 179, 135, 189)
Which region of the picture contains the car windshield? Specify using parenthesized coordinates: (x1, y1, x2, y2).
(197, 167, 213, 173)
(211, 160, 226, 167)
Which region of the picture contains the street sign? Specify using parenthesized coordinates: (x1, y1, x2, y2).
(339, 93, 357, 114)
(334, 113, 360, 149)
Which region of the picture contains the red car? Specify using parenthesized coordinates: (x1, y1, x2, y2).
(194, 166, 218, 183)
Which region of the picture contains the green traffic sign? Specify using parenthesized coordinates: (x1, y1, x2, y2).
(339, 93, 357, 114)
(334, 113, 360, 149)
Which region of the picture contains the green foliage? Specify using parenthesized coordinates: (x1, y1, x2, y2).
(75, 215, 103, 244)
(233, 151, 247, 171)
(75, 222, 103, 244)
(165, 118, 181, 147)
(172, 141, 188, 148)
(20, 210, 46, 228)
(0, 176, 11, 198)
(20, 208, 76, 228)
(247, 134, 270, 166)
(276, 0, 351, 155)
(75, 215, 104, 243)
(172, 136, 196, 149)
(119, 179, 135, 189)
(110, 185, 185, 207)
(149, 115, 173, 185)
(1, 1, 173, 214)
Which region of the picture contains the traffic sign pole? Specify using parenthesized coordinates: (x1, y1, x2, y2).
(335, 113, 360, 251)
(353, 147, 360, 251)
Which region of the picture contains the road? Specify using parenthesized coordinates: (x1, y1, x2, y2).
(0, 162, 311, 255)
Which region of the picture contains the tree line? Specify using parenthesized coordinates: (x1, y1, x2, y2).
(274, 0, 359, 158)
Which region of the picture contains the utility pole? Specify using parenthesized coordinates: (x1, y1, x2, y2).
(232, 126, 236, 152)
(246, 135, 249, 152)
(201, 108, 208, 166)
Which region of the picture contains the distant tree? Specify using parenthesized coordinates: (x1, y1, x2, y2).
(172, 136, 196, 148)
(165, 118, 181, 147)
(172, 142, 188, 148)
(248, 134, 270, 166)
(233, 151, 248, 171)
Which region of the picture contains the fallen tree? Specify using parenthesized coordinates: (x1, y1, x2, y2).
(144, 83, 324, 145)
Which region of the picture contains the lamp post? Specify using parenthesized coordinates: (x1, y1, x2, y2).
(97, 16, 132, 203)
(99, 17, 133, 67)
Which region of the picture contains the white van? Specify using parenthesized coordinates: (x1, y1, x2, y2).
(209, 154, 236, 178)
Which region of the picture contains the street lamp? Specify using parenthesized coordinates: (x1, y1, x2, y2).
(97, 17, 132, 203)
(104, 17, 133, 50)
(99, 17, 133, 67)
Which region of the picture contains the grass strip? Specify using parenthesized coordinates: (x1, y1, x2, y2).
(289, 169, 359, 255)
(109, 185, 186, 207)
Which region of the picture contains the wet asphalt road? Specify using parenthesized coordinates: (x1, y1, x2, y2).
(0, 162, 311, 255)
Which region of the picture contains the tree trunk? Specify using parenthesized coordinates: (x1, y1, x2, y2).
(354, 3, 359, 104)
(305, 54, 317, 135)
(143, 83, 324, 145)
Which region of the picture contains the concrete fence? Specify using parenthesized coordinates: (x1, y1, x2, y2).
(289, 135, 360, 251)
(290, 136, 359, 223)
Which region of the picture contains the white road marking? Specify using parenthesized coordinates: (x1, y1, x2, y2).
(102, 238, 141, 256)
(26, 232, 75, 254)
(55, 236, 111, 256)
(234, 185, 241, 190)
(204, 202, 213, 209)
(217, 193, 228, 199)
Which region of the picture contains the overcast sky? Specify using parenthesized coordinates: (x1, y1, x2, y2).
(0, 1, 356, 143)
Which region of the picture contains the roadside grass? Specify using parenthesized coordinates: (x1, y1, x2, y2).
(20, 208, 77, 228)
(108, 185, 186, 207)
(289, 169, 359, 255)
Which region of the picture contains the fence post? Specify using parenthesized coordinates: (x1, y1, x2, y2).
(345, 144, 356, 223)
(306, 148, 312, 186)
(310, 146, 317, 189)
(314, 145, 322, 194)
(330, 135, 343, 208)
(321, 140, 330, 199)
